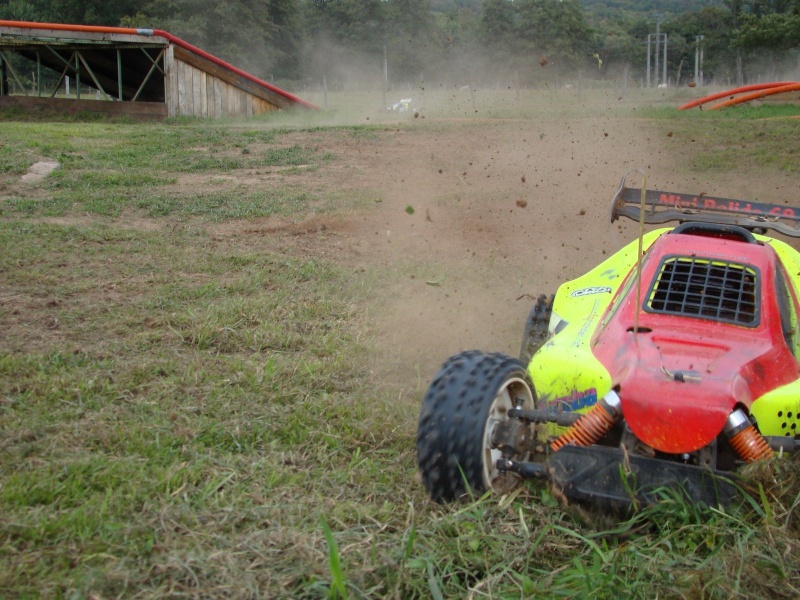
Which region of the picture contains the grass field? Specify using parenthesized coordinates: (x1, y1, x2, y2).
(1, 92, 800, 599)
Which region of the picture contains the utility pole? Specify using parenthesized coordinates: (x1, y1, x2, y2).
(655, 19, 661, 88)
(694, 35, 705, 87)
(646, 14, 668, 88)
(382, 44, 388, 109)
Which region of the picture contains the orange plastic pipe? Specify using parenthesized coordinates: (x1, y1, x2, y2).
(678, 82, 798, 110)
(0, 19, 319, 109)
(707, 83, 800, 110)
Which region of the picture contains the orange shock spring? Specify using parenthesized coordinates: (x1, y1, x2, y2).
(729, 424, 775, 462)
(551, 393, 621, 452)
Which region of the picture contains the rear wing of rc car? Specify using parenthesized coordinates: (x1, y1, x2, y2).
(611, 174, 800, 238)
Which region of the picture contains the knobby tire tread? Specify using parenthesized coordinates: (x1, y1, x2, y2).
(416, 351, 531, 503)
(520, 293, 554, 363)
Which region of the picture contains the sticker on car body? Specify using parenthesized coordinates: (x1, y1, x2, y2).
(570, 286, 612, 298)
(541, 388, 598, 412)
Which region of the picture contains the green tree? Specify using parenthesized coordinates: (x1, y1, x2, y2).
(671, 7, 739, 83)
(433, 5, 482, 84)
(264, 0, 304, 79)
(725, 0, 800, 81)
(0, 0, 40, 20)
(734, 12, 800, 49)
(383, 0, 440, 82)
(136, 0, 291, 79)
(478, 0, 517, 76)
(515, 0, 593, 67)
(301, 0, 386, 85)
(303, 0, 385, 52)
(480, 0, 515, 44)
(594, 18, 640, 75)
(33, 0, 146, 25)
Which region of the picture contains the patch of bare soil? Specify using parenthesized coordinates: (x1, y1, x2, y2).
(10, 113, 790, 395)
(20, 160, 60, 184)
(274, 116, 795, 392)
(231, 114, 798, 394)
(213, 115, 677, 390)
(348, 118, 655, 387)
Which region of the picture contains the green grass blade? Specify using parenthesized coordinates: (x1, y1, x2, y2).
(321, 518, 348, 600)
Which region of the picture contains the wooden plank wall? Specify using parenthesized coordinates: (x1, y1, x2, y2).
(0, 95, 167, 119)
(164, 45, 276, 118)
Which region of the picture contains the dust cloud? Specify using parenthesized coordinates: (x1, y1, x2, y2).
(259, 85, 799, 401)
(349, 104, 655, 391)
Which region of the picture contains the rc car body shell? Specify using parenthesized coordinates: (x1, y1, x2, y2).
(530, 228, 800, 453)
(416, 178, 800, 507)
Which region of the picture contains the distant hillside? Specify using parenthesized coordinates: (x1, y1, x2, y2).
(428, 0, 724, 19)
(579, 0, 725, 20)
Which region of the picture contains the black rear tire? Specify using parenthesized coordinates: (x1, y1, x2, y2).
(520, 294, 554, 363)
(416, 351, 536, 503)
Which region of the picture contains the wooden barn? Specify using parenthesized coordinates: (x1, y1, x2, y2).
(0, 20, 316, 119)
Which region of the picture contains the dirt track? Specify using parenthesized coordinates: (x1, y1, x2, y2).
(220, 114, 672, 389)
(212, 110, 799, 393)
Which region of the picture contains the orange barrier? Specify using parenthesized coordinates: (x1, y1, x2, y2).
(706, 83, 800, 110)
(678, 82, 798, 110)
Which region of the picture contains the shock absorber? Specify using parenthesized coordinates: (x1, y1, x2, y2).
(724, 409, 774, 462)
(551, 390, 623, 452)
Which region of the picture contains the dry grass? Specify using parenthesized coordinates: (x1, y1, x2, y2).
(1, 95, 800, 598)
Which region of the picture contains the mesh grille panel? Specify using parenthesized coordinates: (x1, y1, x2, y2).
(646, 256, 759, 326)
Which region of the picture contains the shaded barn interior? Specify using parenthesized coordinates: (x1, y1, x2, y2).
(0, 21, 314, 119)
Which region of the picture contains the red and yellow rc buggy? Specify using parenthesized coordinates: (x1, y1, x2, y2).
(417, 175, 800, 508)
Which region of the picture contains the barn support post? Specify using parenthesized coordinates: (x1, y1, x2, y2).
(132, 48, 165, 101)
(36, 50, 41, 96)
(0, 51, 27, 94)
(117, 49, 123, 100)
(77, 52, 112, 100)
(43, 46, 74, 98)
(75, 52, 80, 99)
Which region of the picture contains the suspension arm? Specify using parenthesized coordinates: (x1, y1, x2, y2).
(508, 408, 582, 427)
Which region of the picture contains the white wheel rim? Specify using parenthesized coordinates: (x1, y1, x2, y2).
(481, 376, 534, 492)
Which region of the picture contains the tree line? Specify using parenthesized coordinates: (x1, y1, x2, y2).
(1, 0, 799, 90)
